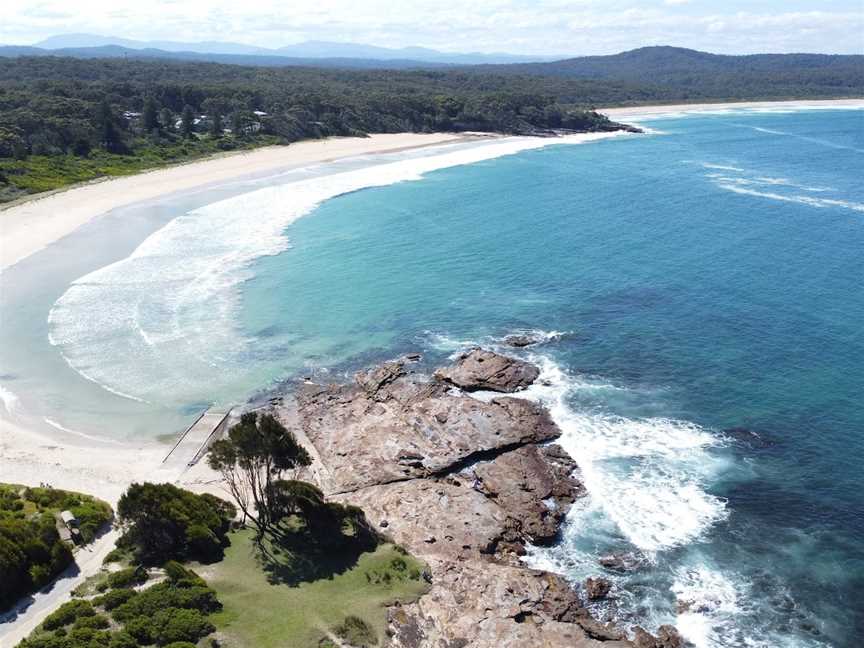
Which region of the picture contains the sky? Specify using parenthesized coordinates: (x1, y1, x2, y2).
(2, 0, 863, 55)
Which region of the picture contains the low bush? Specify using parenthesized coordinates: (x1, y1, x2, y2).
(334, 615, 376, 648)
(153, 607, 214, 645)
(107, 631, 138, 648)
(112, 581, 220, 622)
(124, 615, 156, 644)
(67, 626, 111, 645)
(42, 599, 95, 630)
(93, 588, 137, 610)
(72, 613, 109, 630)
(107, 566, 148, 589)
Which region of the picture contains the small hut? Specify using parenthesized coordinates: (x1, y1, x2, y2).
(60, 510, 78, 528)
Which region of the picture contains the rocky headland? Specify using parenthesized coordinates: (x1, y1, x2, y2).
(272, 349, 683, 648)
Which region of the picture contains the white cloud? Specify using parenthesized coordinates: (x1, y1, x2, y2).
(0, 0, 862, 55)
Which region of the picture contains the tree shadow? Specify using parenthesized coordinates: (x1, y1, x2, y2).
(254, 520, 378, 587)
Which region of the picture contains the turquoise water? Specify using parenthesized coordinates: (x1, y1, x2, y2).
(238, 110, 864, 647)
(2, 108, 863, 645)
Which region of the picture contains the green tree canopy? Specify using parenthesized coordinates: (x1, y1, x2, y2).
(208, 411, 311, 535)
(116, 483, 235, 564)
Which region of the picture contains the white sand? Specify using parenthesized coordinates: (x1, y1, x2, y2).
(601, 98, 864, 120)
(0, 132, 473, 272)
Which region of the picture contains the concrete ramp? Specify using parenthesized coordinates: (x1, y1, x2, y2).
(159, 407, 233, 477)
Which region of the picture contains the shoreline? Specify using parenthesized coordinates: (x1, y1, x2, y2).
(0, 132, 481, 272)
(5, 97, 862, 272)
(0, 128, 617, 507)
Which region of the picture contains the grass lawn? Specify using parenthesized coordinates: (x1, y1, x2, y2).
(204, 529, 429, 648)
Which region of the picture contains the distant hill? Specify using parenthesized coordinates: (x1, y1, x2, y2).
(31, 33, 558, 65)
(0, 44, 453, 70)
(479, 46, 863, 77)
(476, 46, 864, 97)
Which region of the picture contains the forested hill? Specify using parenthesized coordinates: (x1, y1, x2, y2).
(474, 46, 864, 100)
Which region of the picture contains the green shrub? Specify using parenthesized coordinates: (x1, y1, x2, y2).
(102, 548, 127, 564)
(163, 643, 197, 648)
(163, 561, 205, 587)
(15, 633, 69, 648)
(117, 483, 234, 564)
(153, 607, 215, 645)
(42, 599, 95, 630)
(107, 566, 147, 589)
(93, 588, 137, 610)
(112, 581, 220, 622)
(68, 626, 111, 645)
(72, 613, 110, 630)
(107, 631, 138, 648)
(124, 615, 156, 644)
(334, 615, 376, 648)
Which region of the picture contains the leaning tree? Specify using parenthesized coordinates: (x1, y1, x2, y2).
(207, 412, 311, 536)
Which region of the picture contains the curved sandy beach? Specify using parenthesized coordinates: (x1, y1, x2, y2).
(0, 133, 475, 272)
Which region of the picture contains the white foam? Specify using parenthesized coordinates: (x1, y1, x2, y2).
(49, 133, 629, 403)
(516, 355, 728, 553)
(673, 565, 745, 648)
(700, 161, 864, 214)
(0, 385, 20, 415)
(43, 417, 123, 445)
(672, 565, 830, 648)
(701, 163, 745, 172)
(716, 183, 864, 213)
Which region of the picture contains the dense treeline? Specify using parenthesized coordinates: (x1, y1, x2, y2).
(0, 56, 633, 201)
(1, 50, 859, 202)
(0, 56, 626, 155)
(0, 485, 113, 611)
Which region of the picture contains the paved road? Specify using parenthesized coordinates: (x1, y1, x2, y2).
(0, 528, 120, 647)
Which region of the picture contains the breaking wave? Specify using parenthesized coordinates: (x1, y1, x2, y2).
(700, 163, 864, 214)
(48, 133, 627, 403)
(518, 355, 728, 553)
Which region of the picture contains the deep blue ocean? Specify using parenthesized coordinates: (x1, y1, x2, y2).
(3, 108, 862, 647)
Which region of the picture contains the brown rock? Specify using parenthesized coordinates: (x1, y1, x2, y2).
(291, 370, 559, 494)
(585, 576, 613, 600)
(272, 357, 638, 648)
(599, 552, 645, 573)
(632, 626, 658, 648)
(630, 625, 686, 648)
(434, 348, 540, 392)
(503, 333, 544, 347)
(472, 444, 584, 544)
(386, 557, 632, 648)
(574, 615, 627, 641)
(656, 625, 685, 648)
